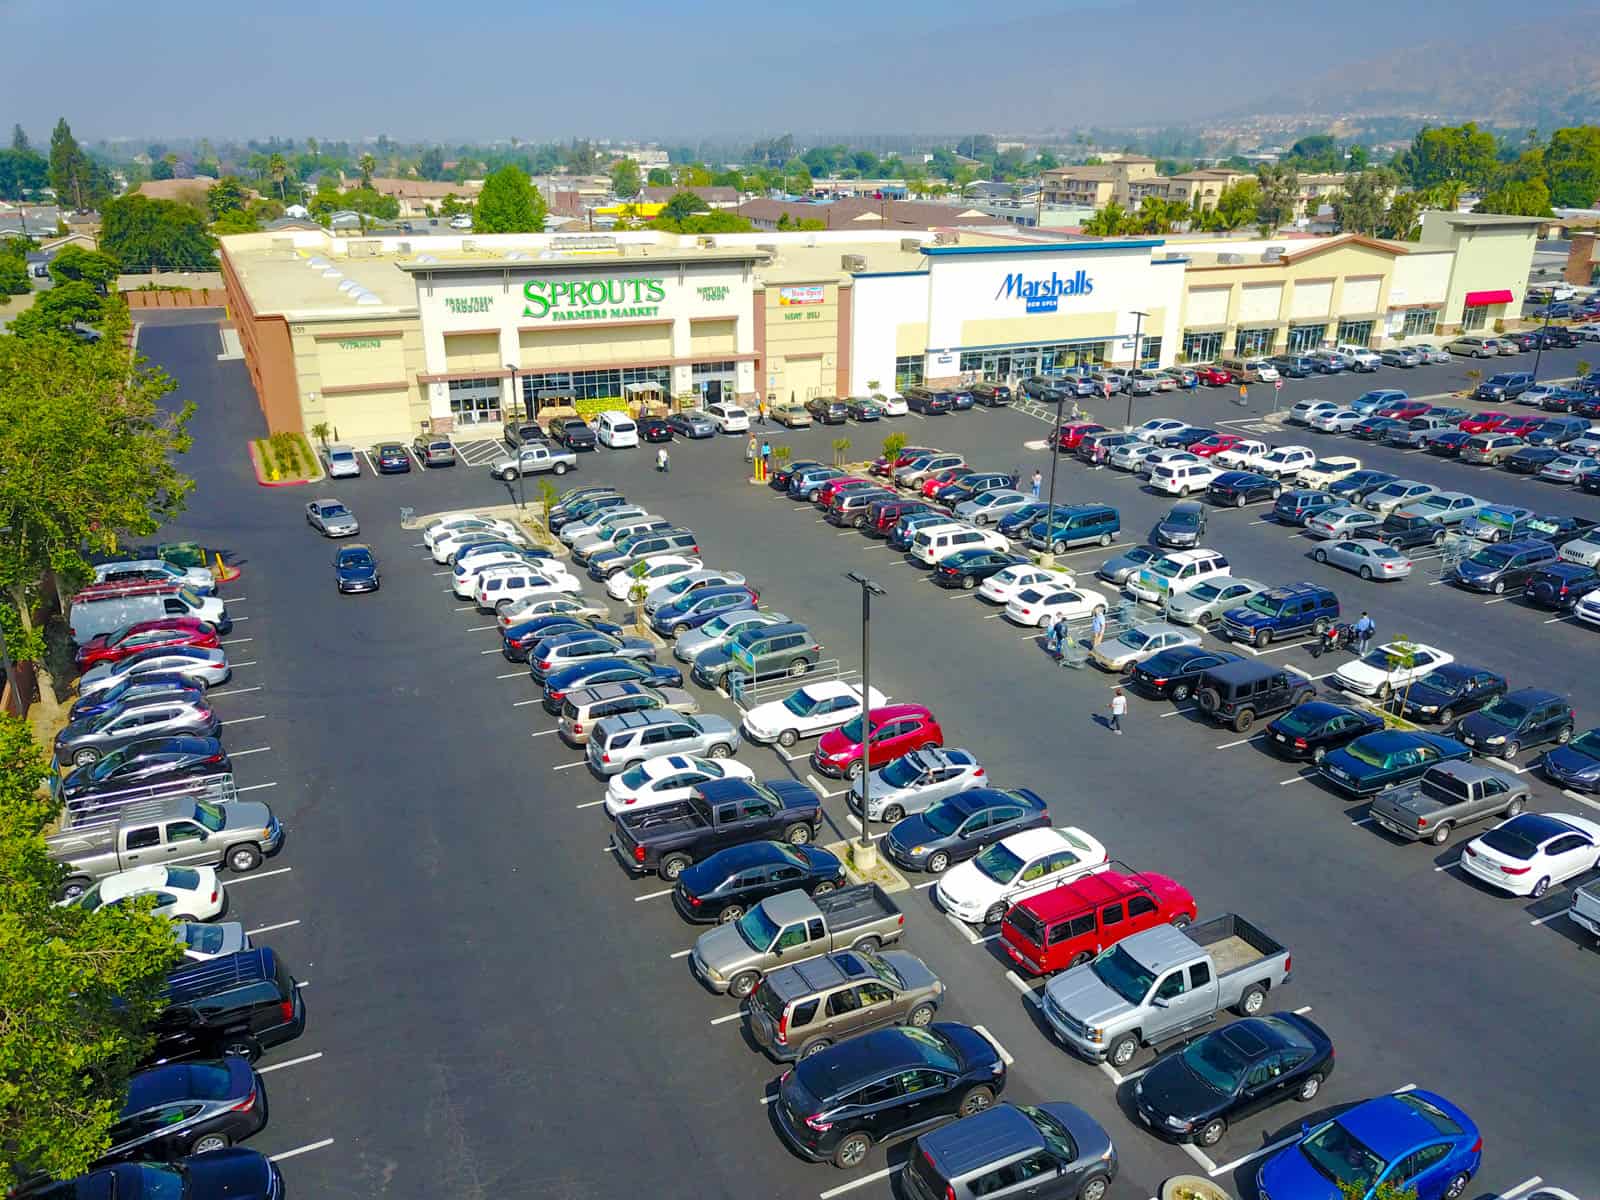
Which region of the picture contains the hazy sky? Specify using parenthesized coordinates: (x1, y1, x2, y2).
(2, 0, 1573, 141)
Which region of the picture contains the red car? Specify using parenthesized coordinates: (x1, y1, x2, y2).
(1055, 422, 1107, 451)
(75, 617, 220, 669)
(1374, 400, 1432, 420)
(870, 446, 938, 477)
(813, 475, 871, 508)
(1498, 415, 1544, 438)
(1189, 433, 1243, 457)
(1000, 868, 1197, 977)
(1458, 411, 1511, 434)
(921, 468, 973, 499)
(810, 703, 943, 779)
(1195, 364, 1234, 386)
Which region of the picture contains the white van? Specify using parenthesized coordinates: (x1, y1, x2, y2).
(909, 523, 1008, 567)
(324, 443, 360, 478)
(70, 588, 231, 643)
(597, 411, 639, 448)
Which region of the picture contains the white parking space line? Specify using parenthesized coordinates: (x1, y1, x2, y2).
(230, 746, 272, 756)
(1352, 816, 1375, 827)
(1434, 856, 1460, 872)
(1097, 1061, 1125, 1087)
(409, 447, 426, 469)
(230, 615, 249, 622)
(1486, 756, 1533, 775)
(944, 912, 981, 945)
(227, 714, 269, 725)
(1484, 597, 1509, 605)
(221, 637, 253, 645)
(360, 449, 377, 474)
(269, 1138, 334, 1163)
(912, 878, 939, 890)
(1181, 1141, 1221, 1175)
(819, 1166, 901, 1199)
(246, 919, 301, 936)
(972, 1024, 1014, 1065)
(709, 1011, 742, 1026)
(1530, 911, 1568, 926)
(843, 814, 886, 840)
(467, 624, 499, 632)
(236, 782, 278, 793)
(228, 866, 293, 884)
(1004, 970, 1039, 1005)
(1161, 706, 1197, 718)
(480, 647, 503, 655)
(227, 596, 248, 602)
(983, 612, 1004, 619)
(1562, 789, 1600, 813)
(1393, 1082, 1416, 1093)
(670, 948, 693, 959)
(496, 671, 524, 679)
(1207, 1132, 1302, 1178)
(514, 699, 542, 707)
(1498, 1179, 1545, 1200)
(1215, 734, 1265, 749)
(210, 686, 262, 698)
(634, 887, 673, 902)
(256, 1052, 323, 1074)
(551, 761, 587, 771)
(433, 570, 451, 577)
(575, 799, 605, 809)
(1293, 1005, 1314, 1014)
(1278, 773, 1314, 786)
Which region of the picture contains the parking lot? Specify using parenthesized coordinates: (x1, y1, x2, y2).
(136, 312, 1595, 1199)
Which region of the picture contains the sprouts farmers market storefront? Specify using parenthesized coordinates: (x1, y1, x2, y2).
(848, 240, 1186, 394)
(406, 252, 763, 433)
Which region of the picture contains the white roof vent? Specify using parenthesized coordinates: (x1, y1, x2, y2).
(355, 292, 382, 305)
(307, 257, 330, 268)
(504, 250, 530, 261)
(321, 268, 343, 279)
(337, 279, 360, 293)
(415, 254, 439, 264)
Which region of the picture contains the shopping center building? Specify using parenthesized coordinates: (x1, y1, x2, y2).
(218, 211, 1540, 442)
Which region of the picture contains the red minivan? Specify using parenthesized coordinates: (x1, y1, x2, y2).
(810, 703, 943, 780)
(1000, 869, 1197, 977)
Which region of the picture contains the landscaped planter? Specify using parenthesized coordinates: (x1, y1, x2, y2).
(1160, 1175, 1235, 1200)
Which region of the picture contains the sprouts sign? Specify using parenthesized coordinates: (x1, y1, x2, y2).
(522, 275, 668, 322)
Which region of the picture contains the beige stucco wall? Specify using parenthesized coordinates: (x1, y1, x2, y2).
(763, 280, 841, 402)
(1420, 216, 1539, 331)
(290, 317, 429, 442)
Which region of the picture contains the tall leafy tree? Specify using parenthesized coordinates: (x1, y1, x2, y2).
(1380, 191, 1424, 240)
(645, 167, 672, 187)
(9, 124, 27, 153)
(1082, 202, 1133, 236)
(1254, 164, 1299, 233)
(660, 190, 710, 222)
(7, 282, 107, 339)
(1542, 126, 1600, 207)
(1214, 179, 1260, 230)
(473, 163, 546, 233)
(358, 151, 376, 186)
(1476, 177, 1553, 216)
(1395, 123, 1498, 191)
(609, 157, 642, 199)
(1332, 168, 1397, 235)
(267, 152, 288, 202)
(206, 175, 249, 220)
(48, 117, 93, 210)
(0, 716, 184, 1189)
(98, 194, 217, 271)
(47, 245, 120, 289)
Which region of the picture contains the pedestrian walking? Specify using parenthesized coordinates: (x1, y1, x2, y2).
(757, 399, 767, 425)
(1355, 611, 1375, 654)
(1092, 441, 1106, 469)
(1109, 687, 1127, 735)
(1045, 615, 1067, 658)
(1090, 608, 1106, 649)
(1030, 469, 1042, 500)
(746, 434, 757, 463)
(656, 446, 670, 473)
(760, 438, 772, 470)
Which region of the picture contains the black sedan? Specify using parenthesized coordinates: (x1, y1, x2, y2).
(1206, 471, 1279, 508)
(1581, 470, 1600, 494)
(59, 736, 230, 805)
(1397, 663, 1508, 725)
(932, 548, 1027, 590)
(638, 417, 674, 443)
(673, 840, 845, 923)
(1539, 388, 1586, 412)
(1524, 563, 1600, 610)
(845, 397, 882, 421)
(1505, 445, 1562, 474)
(97, 1058, 266, 1164)
(771, 459, 825, 491)
(1427, 430, 1474, 457)
(806, 396, 849, 425)
(502, 616, 619, 662)
(1352, 416, 1405, 441)
(882, 787, 1050, 874)
(1264, 702, 1384, 763)
(373, 441, 411, 473)
(333, 543, 380, 593)
(541, 658, 682, 714)
(1128, 647, 1242, 702)
(1132, 1013, 1334, 1148)
(1158, 426, 1214, 449)
(1327, 470, 1397, 501)
(1541, 726, 1600, 793)
(1317, 730, 1472, 795)
(41, 1154, 284, 1200)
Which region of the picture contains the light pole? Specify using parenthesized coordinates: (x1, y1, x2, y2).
(1044, 390, 1067, 558)
(0, 525, 14, 715)
(1529, 298, 1554, 385)
(845, 570, 885, 860)
(506, 363, 525, 510)
(1125, 310, 1148, 430)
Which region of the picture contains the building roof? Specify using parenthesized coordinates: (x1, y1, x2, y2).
(134, 177, 218, 201)
(1429, 211, 1546, 229)
(640, 185, 739, 205)
(359, 177, 481, 200)
(1041, 166, 1120, 182)
(735, 197, 998, 229)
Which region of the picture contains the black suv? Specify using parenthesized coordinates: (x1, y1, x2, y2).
(805, 396, 849, 425)
(1457, 688, 1575, 760)
(1380, 512, 1446, 550)
(906, 1102, 1118, 1200)
(1523, 562, 1600, 611)
(969, 382, 1012, 407)
(146, 948, 305, 1066)
(1195, 660, 1315, 733)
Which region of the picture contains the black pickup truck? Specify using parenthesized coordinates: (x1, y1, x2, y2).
(610, 777, 823, 880)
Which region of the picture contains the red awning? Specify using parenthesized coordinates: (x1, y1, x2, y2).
(1465, 289, 1514, 306)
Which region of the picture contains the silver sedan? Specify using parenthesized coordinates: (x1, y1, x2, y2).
(1312, 537, 1414, 580)
(674, 609, 788, 664)
(1088, 621, 1202, 671)
(1304, 505, 1383, 540)
(305, 498, 360, 537)
(953, 489, 1033, 526)
(1165, 577, 1268, 627)
(849, 747, 986, 823)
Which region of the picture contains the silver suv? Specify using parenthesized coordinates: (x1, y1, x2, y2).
(587, 710, 740, 775)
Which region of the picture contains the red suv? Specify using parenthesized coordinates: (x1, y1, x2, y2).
(810, 703, 943, 779)
(865, 498, 931, 538)
(1000, 868, 1197, 977)
(1459, 411, 1511, 434)
(75, 617, 220, 669)
(813, 476, 872, 508)
(1189, 433, 1242, 457)
(1196, 364, 1234, 386)
(870, 446, 937, 477)
(1055, 422, 1107, 452)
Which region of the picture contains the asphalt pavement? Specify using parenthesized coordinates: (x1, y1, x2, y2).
(132, 315, 1594, 1200)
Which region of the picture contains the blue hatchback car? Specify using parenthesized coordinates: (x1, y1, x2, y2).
(1257, 1088, 1480, 1200)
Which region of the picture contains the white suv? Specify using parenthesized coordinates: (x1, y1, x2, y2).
(1125, 548, 1231, 605)
(1254, 446, 1317, 479)
(909, 523, 1007, 566)
(704, 401, 750, 433)
(1150, 460, 1221, 497)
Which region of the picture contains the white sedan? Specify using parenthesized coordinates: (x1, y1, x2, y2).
(431, 528, 527, 564)
(1004, 584, 1110, 628)
(1309, 408, 1364, 433)
(422, 513, 515, 549)
(1460, 812, 1600, 897)
(606, 555, 705, 601)
(978, 564, 1075, 605)
(935, 826, 1109, 926)
(741, 682, 887, 747)
(70, 865, 225, 922)
(496, 595, 609, 629)
(603, 754, 756, 818)
(1333, 641, 1454, 698)
(876, 394, 909, 416)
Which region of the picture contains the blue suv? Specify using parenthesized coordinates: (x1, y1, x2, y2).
(1220, 582, 1340, 648)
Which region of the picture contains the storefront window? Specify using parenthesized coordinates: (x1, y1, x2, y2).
(691, 361, 737, 405)
(1401, 309, 1438, 337)
(894, 355, 924, 391)
(1463, 305, 1489, 331)
(1235, 327, 1276, 356)
(955, 341, 1105, 381)
(1336, 320, 1373, 347)
(1286, 323, 1327, 353)
(1182, 331, 1223, 363)
(521, 366, 671, 407)
(1139, 336, 1162, 367)
(448, 377, 501, 425)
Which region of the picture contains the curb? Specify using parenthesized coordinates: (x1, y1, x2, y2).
(247, 440, 321, 488)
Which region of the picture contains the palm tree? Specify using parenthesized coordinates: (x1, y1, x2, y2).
(1426, 179, 1466, 212)
(1082, 202, 1131, 236)
(358, 152, 376, 188)
(268, 153, 288, 202)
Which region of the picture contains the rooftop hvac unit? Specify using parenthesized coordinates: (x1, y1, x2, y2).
(697, 236, 717, 248)
(841, 253, 867, 271)
(504, 250, 530, 261)
(337, 279, 360, 293)
(356, 293, 381, 305)
(1218, 252, 1242, 263)
(396, 242, 412, 254)
(1264, 245, 1286, 261)
(347, 240, 379, 257)
(414, 254, 439, 264)
(900, 238, 923, 252)
(321, 268, 343, 279)
(933, 231, 960, 245)
(460, 240, 476, 252)
(756, 243, 779, 255)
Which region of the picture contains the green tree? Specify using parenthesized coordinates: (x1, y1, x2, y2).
(48, 117, 96, 210)
(610, 157, 642, 199)
(1134, 196, 1185, 234)
(1283, 134, 1344, 172)
(1214, 179, 1261, 230)
(473, 163, 546, 233)
(1337, 1173, 1416, 1200)
(267, 152, 288, 202)
(99, 194, 217, 271)
(206, 175, 249, 219)
(646, 167, 672, 187)
(149, 156, 174, 181)
(418, 146, 445, 180)
(1542, 126, 1600, 207)
(654, 210, 753, 234)
(211, 210, 259, 235)
(1255, 163, 1299, 232)
(47, 245, 120, 289)
(710, 168, 744, 191)
(1381, 190, 1424, 240)
(0, 716, 184, 1190)
(1395, 122, 1498, 190)
(10, 124, 27, 153)
(676, 162, 713, 187)
(9, 282, 108, 338)
(1477, 177, 1553, 216)
(0, 257, 28, 302)
(358, 151, 376, 186)
(1082, 202, 1132, 236)
(1332, 168, 1397, 235)
(660, 190, 711, 222)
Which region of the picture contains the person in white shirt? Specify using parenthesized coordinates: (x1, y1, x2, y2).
(1109, 688, 1127, 735)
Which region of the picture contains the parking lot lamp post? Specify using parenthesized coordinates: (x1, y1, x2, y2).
(846, 571, 885, 863)
(0, 526, 13, 712)
(1044, 390, 1066, 561)
(1125, 310, 1148, 430)
(506, 364, 525, 510)
(1529, 304, 1553, 385)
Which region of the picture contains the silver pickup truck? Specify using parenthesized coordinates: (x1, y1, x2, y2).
(1369, 761, 1528, 845)
(488, 442, 577, 481)
(1040, 914, 1292, 1068)
(47, 794, 283, 901)
(689, 883, 904, 999)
